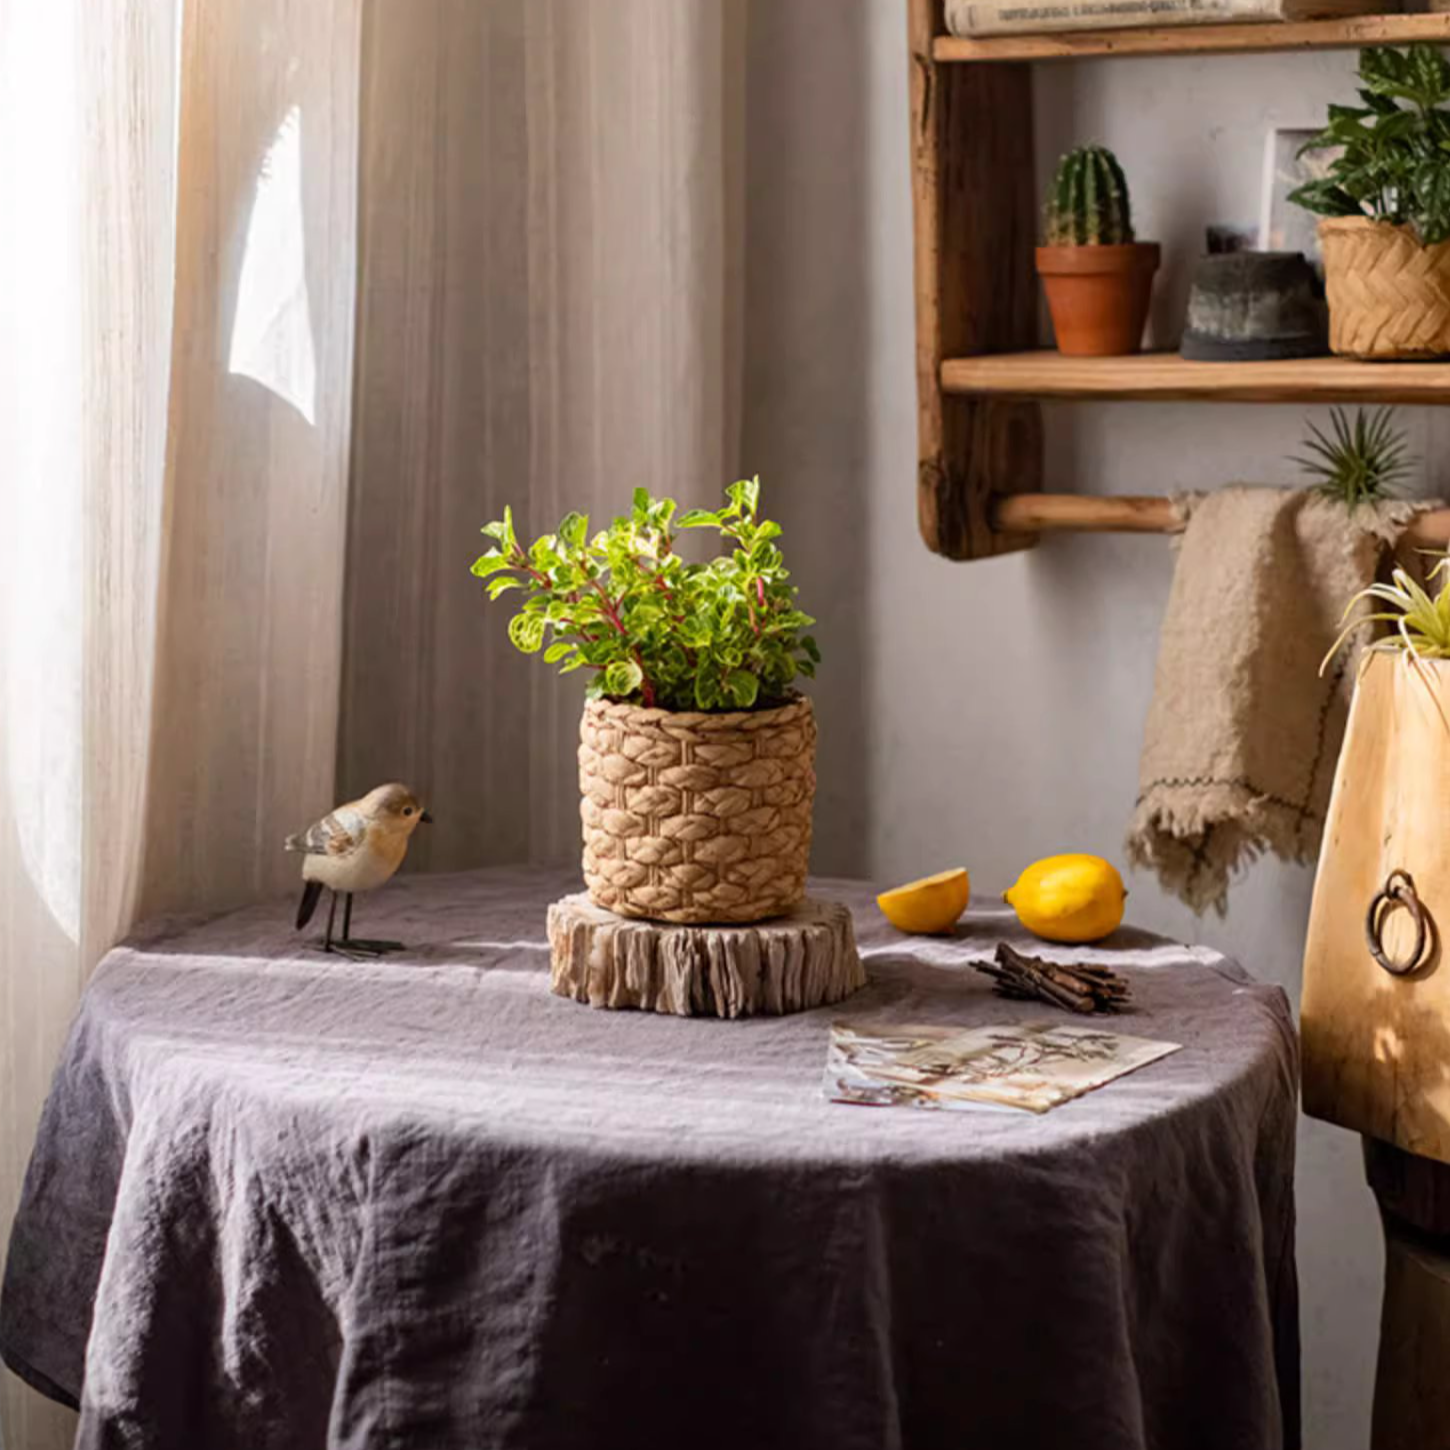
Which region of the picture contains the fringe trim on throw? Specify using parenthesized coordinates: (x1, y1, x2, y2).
(1126, 784, 1322, 917)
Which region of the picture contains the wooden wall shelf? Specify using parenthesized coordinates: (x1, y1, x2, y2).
(907, 0, 1450, 561)
(934, 11, 1450, 62)
(943, 352, 1450, 403)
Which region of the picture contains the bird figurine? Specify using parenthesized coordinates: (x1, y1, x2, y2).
(286, 783, 432, 958)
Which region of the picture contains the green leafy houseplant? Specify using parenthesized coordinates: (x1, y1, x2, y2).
(1293, 406, 1414, 509)
(1289, 45, 1450, 243)
(471, 477, 819, 713)
(1290, 45, 1450, 358)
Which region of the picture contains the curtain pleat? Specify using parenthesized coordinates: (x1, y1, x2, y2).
(341, 0, 745, 869)
(0, 1, 177, 1442)
(138, 0, 363, 921)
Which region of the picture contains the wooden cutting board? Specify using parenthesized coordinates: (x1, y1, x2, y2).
(1301, 650, 1450, 1165)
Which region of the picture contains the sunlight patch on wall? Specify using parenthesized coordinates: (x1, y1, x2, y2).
(228, 105, 316, 425)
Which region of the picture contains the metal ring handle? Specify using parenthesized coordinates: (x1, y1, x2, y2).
(1366, 869, 1429, 977)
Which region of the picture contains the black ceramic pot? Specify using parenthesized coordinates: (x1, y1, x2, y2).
(1180, 251, 1328, 362)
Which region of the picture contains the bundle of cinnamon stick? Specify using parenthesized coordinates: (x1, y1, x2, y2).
(973, 942, 1131, 1015)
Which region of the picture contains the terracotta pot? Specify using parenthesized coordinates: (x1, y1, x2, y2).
(1319, 216, 1450, 359)
(1035, 242, 1160, 357)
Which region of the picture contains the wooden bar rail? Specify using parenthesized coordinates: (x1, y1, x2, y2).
(993, 494, 1450, 549)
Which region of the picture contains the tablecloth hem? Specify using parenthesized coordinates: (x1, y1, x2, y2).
(1, 1333, 80, 1411)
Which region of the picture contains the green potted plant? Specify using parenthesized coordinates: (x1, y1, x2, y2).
(1035, 144, 1160, 357)
(1290, 44, 1450, 359)
(472, 478, 821, 925)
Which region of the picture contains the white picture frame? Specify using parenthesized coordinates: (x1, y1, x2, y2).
(1258, 125, 1344, 268)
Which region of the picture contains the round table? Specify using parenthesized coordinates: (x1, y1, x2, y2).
(1, 867, 1298, 1450)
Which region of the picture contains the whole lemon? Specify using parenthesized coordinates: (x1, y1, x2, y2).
(1004, 854, 1125, 943)
(878, 868, 971, 935)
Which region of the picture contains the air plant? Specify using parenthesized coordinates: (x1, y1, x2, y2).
(1293, 406, 1413, 509)
(1321, 558, 1450, 674)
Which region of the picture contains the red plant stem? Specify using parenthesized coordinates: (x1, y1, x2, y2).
(589, 578, 656, 706)
(589, 579, 628, 635)
(745, 575, 762, 637)
(510, 547, 551, 590)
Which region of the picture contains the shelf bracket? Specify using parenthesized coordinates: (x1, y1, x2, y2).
(908, 0, 1043, 560)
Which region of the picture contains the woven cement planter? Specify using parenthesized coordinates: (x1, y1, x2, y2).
(578, 695, 816, 924)
(1320, 216, 1450, 359)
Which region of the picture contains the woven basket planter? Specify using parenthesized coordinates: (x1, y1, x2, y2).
(1320, 216, 1450, 359)
(578, 695, 816, 924)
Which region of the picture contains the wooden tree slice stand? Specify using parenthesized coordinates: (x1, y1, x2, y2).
(547, 893, 865, 1018)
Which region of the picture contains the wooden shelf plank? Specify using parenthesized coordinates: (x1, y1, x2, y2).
(933, 12, 1450, 62)
(942, 351, 1450, 402)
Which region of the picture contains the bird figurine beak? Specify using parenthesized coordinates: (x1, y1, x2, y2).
(420, 809, 434, 824)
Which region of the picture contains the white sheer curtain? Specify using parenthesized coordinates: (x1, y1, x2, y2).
(0, 0, 743, 1442)
(0, 4, 176, 1443)
(0, 0, 362, 1441)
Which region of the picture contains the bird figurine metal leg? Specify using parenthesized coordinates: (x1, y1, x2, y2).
(336, 892, 406, 958)
(296, 883, 370, 960)
(285, 784, 432, 959)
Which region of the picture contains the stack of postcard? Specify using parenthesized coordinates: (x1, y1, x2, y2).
(824, 1020, 1181, 1115)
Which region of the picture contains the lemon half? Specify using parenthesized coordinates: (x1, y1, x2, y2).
(877, 868, 971, 935)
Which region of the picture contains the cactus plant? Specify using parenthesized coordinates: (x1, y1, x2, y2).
(1044, 145, 1135, 247)
(1035, 144, 1157, 356)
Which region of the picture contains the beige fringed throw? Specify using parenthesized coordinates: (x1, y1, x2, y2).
(1128, 486, 1434, 915)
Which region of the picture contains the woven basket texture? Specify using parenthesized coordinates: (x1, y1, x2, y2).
(1320, 217, 1450, 359)
(579, 695, 816, 924)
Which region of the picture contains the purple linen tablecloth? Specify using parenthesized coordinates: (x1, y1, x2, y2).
(1, 866, 1298, 1450)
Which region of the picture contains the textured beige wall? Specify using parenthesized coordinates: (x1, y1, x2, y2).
(742, 4, 1450, 1445)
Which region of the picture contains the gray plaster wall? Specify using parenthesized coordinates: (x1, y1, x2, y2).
(742, 4, 1450, 1444)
